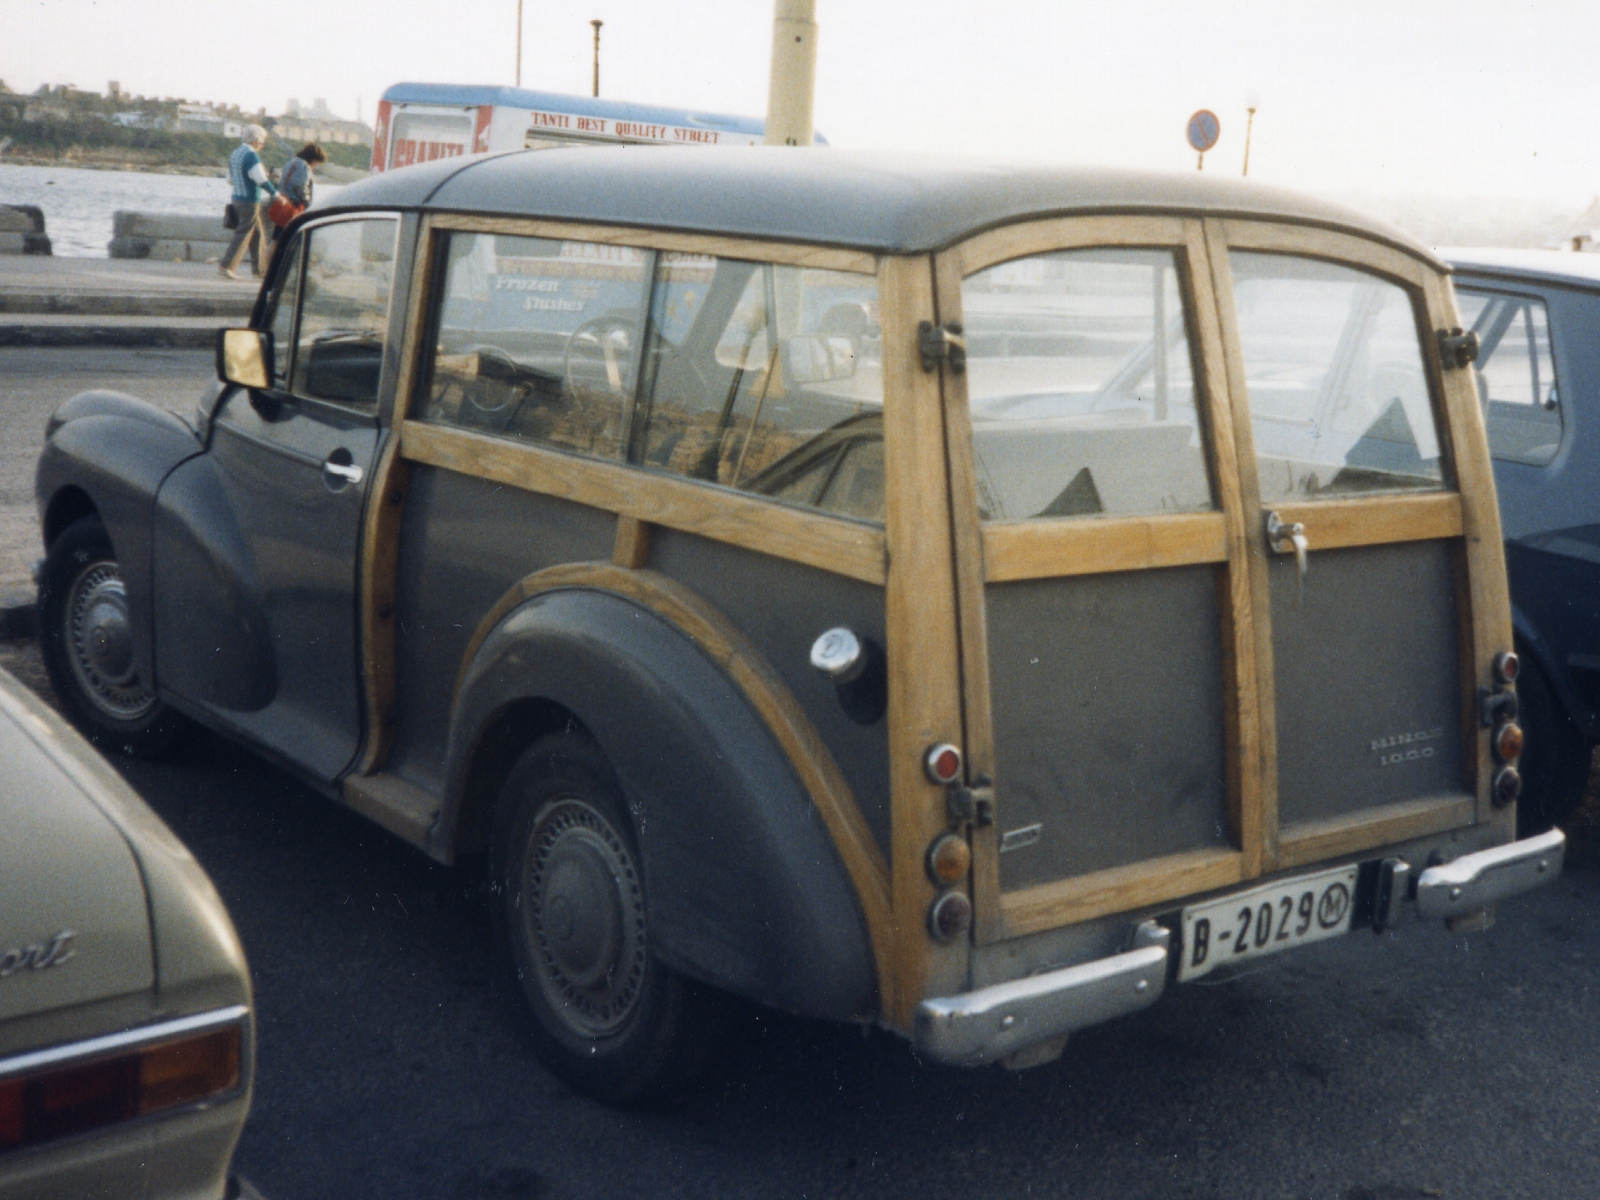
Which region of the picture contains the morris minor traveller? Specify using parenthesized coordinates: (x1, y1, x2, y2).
(34, 149, 1566, 1100)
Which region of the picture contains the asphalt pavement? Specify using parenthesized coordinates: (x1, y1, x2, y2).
(4, 344, 1600, 1200)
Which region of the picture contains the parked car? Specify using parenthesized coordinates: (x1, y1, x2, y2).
(0, 666, 252, 1198)
(35, 148, 1564, 1100)
(1445, 249, 1600, 833)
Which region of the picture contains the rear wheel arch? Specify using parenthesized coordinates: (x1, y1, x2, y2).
(448, 696, 587, 858)
(43, 485, 99, 550)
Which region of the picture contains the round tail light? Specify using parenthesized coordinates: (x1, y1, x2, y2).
(1492, 766, 1522, 808)
(928, 890, 972, 942)
(1493, 721, 1524, 763)
(924, 742, 963, 785)
(1493, 651, 1520, 685)
(926, 833, 972, 886)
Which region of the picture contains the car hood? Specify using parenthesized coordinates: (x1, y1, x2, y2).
(0, 680, 153, 1031)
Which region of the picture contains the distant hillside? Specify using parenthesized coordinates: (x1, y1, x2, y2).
(0, 118, 370, 177)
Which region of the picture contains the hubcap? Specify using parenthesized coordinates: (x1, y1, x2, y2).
(64, 560, 157, 722)
(518, 798, 646, 1038)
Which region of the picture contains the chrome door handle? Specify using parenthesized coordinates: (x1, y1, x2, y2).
(1265, 510, 1308, 598)
(322, 458, 364, 486)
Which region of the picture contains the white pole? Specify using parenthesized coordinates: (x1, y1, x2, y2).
(764, 0, 817, 146)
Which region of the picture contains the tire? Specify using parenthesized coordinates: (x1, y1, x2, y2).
(492, 732, 720, 1103)
(38, 516, 187, 757)
(1514, 654, 1591, 836)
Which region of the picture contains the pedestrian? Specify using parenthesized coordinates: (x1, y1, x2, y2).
(220, 125, 277, 280)
(269, 142, 326, 251)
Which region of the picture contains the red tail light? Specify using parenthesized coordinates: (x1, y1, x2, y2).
(0, 1013, 243, 1155)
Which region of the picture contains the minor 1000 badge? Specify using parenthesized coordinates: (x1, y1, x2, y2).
(1179, 863, 1359, 981)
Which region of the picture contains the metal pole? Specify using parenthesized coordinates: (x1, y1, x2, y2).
(515, 0, 523, 88)
(591, 20, 603, 98)
(764, 0, 817, 146)
(1242, 107, 1256, 176)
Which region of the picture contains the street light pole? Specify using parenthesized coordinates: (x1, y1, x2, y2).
(1242, 106, 1257, 177)
(515, 0, 523, 88)
(764, 0, 817, 146)
(591, 19, 603, 98)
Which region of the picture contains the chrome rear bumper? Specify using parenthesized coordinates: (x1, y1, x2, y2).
(914, 922, 1169, 1067)
(1415, 827, 1565, 920)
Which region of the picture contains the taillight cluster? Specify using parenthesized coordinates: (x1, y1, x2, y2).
(0, 1020, 242, 1155)
(923, 744, 973, 942)
(1490, 651, 1523, 808)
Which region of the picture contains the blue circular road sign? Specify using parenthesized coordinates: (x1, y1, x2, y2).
(1186, 109, 1220, 153)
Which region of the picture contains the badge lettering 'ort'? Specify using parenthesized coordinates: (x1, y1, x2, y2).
(0, 930, 77, 978)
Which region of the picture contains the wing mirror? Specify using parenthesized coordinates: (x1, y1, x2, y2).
(216, 328, 272, 389)
(784, 335, 857, 386)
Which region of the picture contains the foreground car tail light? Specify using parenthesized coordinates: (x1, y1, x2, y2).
(0, 1009, 244, 1155)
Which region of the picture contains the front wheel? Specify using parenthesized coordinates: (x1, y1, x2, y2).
(38, 516, 186, 756)
(492, 733, 720, 1102)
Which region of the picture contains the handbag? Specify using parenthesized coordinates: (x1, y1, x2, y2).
(266, 193, 304, 229)
(222, 204, 239, 231)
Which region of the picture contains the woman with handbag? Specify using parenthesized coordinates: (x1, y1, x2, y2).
(266, 143, 326, 265)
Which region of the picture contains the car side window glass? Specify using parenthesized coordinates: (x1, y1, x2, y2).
(960, 248, 1212, 521)
(1229, 252, 1445, 501)
(418, 232, 651, 460)
(288, 218, 398, 409)
(631, 257, 885, 522)
(262, 234, 303, 384)
(1456, 289, 1562, 467)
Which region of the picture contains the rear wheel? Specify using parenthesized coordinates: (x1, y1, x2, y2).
(38, 516, 186, 756)
(492, 732, 719, 1102)
(1514, 654, 1591, 835)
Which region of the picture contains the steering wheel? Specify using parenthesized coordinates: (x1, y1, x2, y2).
(563, 314, 639, 402)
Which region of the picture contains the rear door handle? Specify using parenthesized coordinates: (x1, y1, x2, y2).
(1265, 510, 1308, 599)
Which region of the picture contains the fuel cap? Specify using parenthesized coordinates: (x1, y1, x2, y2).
(810, 627, 865, 682)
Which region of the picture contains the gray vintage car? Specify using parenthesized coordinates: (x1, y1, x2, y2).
(34, 148, 1566, 1100)
(0, 667, 252, 1198)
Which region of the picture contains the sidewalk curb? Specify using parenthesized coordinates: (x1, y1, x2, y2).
(0, 324, 219, 349)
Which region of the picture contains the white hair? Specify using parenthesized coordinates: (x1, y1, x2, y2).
(243, 124, 268, 145)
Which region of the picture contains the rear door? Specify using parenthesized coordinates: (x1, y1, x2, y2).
(935, 218, 1501, 942)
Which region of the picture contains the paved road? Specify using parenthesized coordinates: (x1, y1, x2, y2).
(4, 347, 1599, 1199)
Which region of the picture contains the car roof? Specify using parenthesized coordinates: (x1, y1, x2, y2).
(326, 147, 1439, 261)
(1443, 247, 1600, 291)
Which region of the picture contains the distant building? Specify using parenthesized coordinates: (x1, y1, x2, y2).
(1561, 198, 1600, 252)
(272, 97, 372, 147)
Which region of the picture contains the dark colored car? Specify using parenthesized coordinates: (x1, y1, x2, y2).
(33, 149, 1565, 1101)
(1447, 249, 1600, 832)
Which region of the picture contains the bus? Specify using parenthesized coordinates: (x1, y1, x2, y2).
(372, 82, 825, 172)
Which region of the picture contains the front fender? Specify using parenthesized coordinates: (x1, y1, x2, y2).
(1512, 604, 1596, 739)
(35, 391, 203, 687)
(445, 587, 878, 1022)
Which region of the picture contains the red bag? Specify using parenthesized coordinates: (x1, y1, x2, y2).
(266, 193, 304, 229)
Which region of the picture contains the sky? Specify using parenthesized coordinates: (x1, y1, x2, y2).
(2, 0, 1596, 206)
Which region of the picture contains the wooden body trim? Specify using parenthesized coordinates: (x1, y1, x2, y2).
(1269, 493, 1463, 552)
(426, 212, 878, 275)
(955, 214, 1190, 277)
(999, 848, 1245, 938)
(400, 420, 887, 585)
(1276, 794, 1478, 871)
(981, 511, 1227, 582)
(454, 561, 896, 1006)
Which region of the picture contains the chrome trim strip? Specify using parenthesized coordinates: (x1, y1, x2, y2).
(0, 1004, 249, 1084)
(1414, 828, 1565, 920)
(914, 923, 1169, 1067)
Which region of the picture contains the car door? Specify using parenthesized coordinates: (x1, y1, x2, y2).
(933, 217, 1500, 943)
(154, 215, 399, 780)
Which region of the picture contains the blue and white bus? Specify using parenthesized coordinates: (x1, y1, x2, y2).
(372, 83, 823, 172)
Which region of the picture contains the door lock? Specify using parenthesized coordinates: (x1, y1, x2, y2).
(1265, 511, 1309, 598)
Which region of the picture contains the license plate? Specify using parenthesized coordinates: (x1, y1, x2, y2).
(1179, 864, 1360, 982)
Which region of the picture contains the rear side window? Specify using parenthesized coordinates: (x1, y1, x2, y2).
(1229, 252, 1445, 501)
(1455, 288, 1562, 466)
(960, 248, 1213, 521)
(419, 230, 886, 522)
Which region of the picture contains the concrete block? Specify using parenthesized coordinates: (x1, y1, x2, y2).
(0, 231, 51, 256)
(113, 210, 234, 242)
(0, 205, 45, 234)
(146, 239, 193, 261)
(108, 236, 151, 259)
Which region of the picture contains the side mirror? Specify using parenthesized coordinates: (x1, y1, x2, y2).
(216, 328, 272, 389)
(784, 335, 856, 386)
